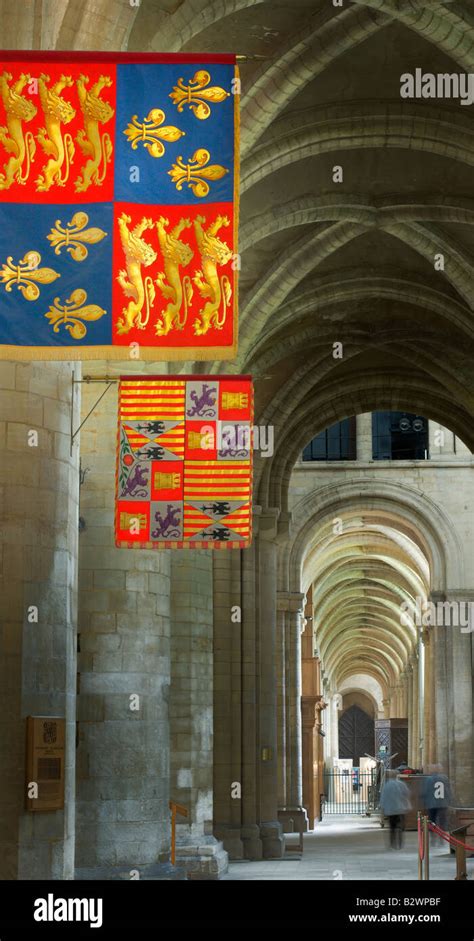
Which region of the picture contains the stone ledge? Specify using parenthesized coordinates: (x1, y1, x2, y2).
(174, 839, 229, 880)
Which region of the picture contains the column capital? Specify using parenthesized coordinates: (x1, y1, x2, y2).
(254, 506, 293, 543)
(277, 591, 305, 614)
(253, 504, 277, 540)
(445, 589, 474, 602)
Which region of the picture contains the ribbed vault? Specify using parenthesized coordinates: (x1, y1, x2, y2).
(304, 507, 429, 700)
(283, 475, 463, 706)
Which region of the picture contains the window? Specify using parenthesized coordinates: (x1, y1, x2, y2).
(372, 412, 428, 460)
(302, 417, 356, 461)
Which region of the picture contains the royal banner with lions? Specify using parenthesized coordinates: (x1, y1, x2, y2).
(0, 52, 239, 360)
(116, 376, 253, 549)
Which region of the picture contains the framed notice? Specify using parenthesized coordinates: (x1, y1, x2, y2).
(25, 716, 65, 812)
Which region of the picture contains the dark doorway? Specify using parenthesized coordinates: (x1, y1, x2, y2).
(338, 705, 375, 765)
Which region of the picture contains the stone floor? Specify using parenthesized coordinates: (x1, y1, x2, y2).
(223, 815, 474, 880)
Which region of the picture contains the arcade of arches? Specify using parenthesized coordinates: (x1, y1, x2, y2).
(0, 0, 474, 880)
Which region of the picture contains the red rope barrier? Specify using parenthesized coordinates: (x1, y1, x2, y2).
(428, 821, 474, 852)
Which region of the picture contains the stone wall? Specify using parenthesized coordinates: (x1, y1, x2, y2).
(170, 550, 228, 878)
(0, 362, 79, 879)
(75, 364, 172, 877)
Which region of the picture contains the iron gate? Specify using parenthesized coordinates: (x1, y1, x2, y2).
(322, 769, 377, 815)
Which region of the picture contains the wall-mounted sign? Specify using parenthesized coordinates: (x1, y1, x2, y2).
(25, 716, 65, 812)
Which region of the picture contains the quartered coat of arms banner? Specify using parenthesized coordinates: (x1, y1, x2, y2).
(116, 375, 253, 549)
(0, 52, 239, 360)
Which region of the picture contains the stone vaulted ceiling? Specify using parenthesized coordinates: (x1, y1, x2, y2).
(1, 0, 473, 708)
(2, 0, 473, 485)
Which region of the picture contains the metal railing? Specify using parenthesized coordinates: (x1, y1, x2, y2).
(322, 770, 376, 814)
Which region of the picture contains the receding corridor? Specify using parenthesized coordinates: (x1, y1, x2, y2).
(223, 816, 474, 881)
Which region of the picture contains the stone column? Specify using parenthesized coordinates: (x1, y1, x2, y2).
(356, 412, 373, 461)
(276, 605, 287, 810)
(427, 630, 437, 767)
(169, 550, 228, 879)
(276, 590, 308, 834)
(331, 692, 340, 760)
(446, 594, 474, 804)
(431, 594, 449, 771)
(212, 550, 245, 859)
(258, 511, 285, 857)
(285, 597, 305, 810)
(421, 630, 432, 768)
(0, 362, 79, 879)
(75, 363, 177, 879)
(406, 664, 413, 765)
(410, 656, 419, 768)
(239, 510, 263, 859)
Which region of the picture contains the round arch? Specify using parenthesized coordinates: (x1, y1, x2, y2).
(283, 478, 464, 594)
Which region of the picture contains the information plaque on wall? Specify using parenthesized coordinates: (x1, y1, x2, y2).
(25, 716, 65, 812)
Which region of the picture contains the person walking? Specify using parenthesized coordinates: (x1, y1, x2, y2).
(380, 770, 412, 848)
(424, 764, 452, 835)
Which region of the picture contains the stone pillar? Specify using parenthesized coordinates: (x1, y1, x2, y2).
(276, 589, 308, 837)
(169, 550, 228, 879)
(421, 630, 432, 769)
(406, 664, 413, 765)
(258, 511, 285, 857)
(276, 606, 287, 809)
(0, 362, 79, 879)
(330, 692, 340, 760)
(75, 364, 177, 879)
(431, 594, 449, 771)
(410, 656, 420, 768)
(212, 550, 245, 859)
(446, 594, 474, 804)
(427, 627, 437, 767)
(356, 412, 373, 461)
(240, 519, 263, 859)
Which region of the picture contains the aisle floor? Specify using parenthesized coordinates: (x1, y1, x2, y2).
(223, 815, 474, 880)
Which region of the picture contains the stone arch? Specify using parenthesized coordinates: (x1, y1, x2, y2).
(239, 195, 474, 252)
(284, 478, 464, 594)
(246, 278, 474, 369)
(241, 104, 474, 194)
(242, 0, 473, 152)
(257, 375, 474, 511)
(148, 0, 267, 53)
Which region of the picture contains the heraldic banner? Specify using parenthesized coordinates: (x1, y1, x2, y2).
(116, 375, 253, 549)
(0, 52, 239, 360)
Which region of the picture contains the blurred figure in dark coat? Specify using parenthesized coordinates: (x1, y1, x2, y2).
(380, 770, 412, 848)
(424, 764, 452, 834)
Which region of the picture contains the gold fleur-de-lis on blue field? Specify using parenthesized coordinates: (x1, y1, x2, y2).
(0, 251, 60, 300)
(123, 109, 185, 158)
(170, 71, 230, 120)
(47, 211, 108, 262)
(44, 288, 107, 340)
(169, 148, 229, 198)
